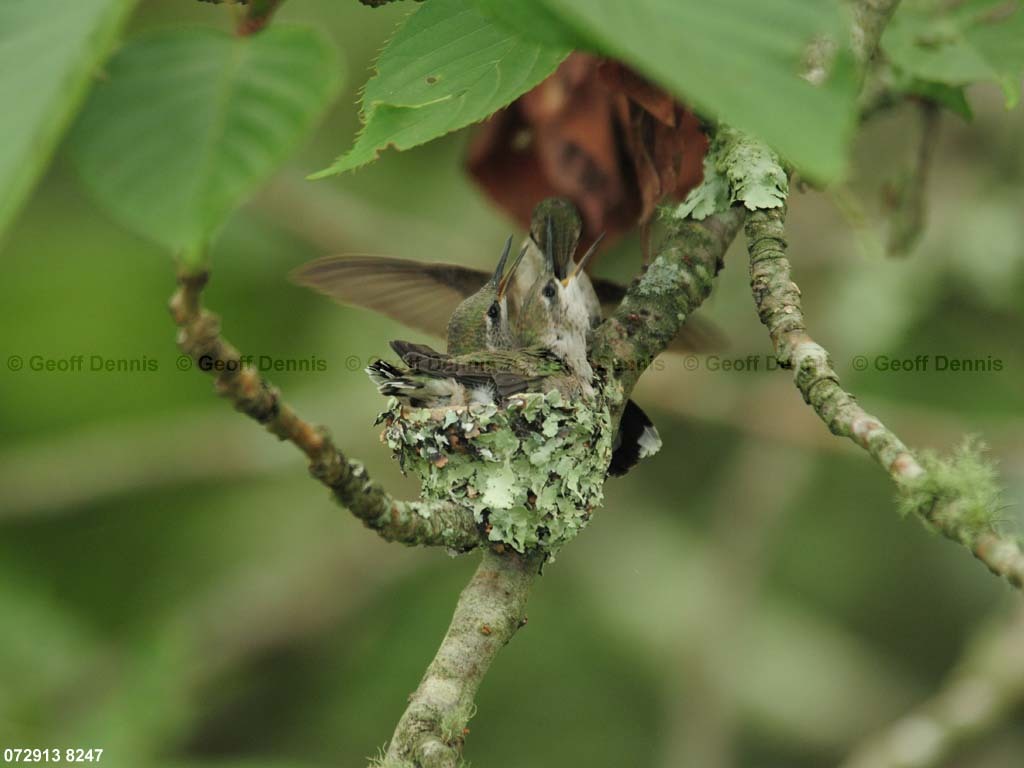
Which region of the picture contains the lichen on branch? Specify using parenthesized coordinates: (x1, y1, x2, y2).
(852, 0, 904, 64)
(672, 126, 788, 220)
(379, 548, 540, 768)
(745, 204, 1023, 590)
(169, 269, 481, 551)
(590, 208, 745, 407)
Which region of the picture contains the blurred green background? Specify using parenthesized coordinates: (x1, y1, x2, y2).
(1, 2, 1022, 767)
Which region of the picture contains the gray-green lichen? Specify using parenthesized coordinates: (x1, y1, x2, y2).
(897, 437, 1004, 544)
(634, 258, 686, 297)
(377, 391, 613, 558)
(671, 126, 789, 220)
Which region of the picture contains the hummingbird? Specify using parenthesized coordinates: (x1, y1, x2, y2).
(370, 203, 660, 475)
(292, 199, 675, 473)
(365, 238, 580, 408)
(290, 222, 725, 356)
(369, 200, 619, 409)
(443, 234, 523, 356)
(517, 198, 661, 476)
(515, 199, 604, 383)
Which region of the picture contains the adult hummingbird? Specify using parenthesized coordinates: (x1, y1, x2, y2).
(290, 220, 725, 355)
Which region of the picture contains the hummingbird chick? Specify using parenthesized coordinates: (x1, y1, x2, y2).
(295, 198, 668, 474)
(518, 198, 661, 476)
(515, 199, 605, 389)
(365, 237, 566, 407)
(444, 235, 523, 355)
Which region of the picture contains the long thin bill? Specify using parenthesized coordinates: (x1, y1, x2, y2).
(490, 234, 514, 286)
(563, 232, 605, 286)
(545, 216, 555, 273)
(498, 244, 529, 298)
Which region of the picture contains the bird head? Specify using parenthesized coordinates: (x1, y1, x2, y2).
(516, 204, 604, 351)
(445, 236, 527, 355)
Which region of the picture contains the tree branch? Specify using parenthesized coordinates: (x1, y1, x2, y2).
(381, 548, 540, 768)
(840, 606, 1024, 768)
(196, 0, 286, 35)
(591, 208, 746, 411)
(169, 268, 481, 551)
(359, 0, 423, 7)
(237, 0, 286, 35)
(746, 207, 1024, 590)
(852, 0, 903, 65)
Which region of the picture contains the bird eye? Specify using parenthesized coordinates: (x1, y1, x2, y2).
(542, 282, 557, 299)
(487, 302, 500, 320)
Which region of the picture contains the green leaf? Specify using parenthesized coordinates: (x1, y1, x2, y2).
(69, 26, 342, 260)
(313, 0, 569, 177)
(899, 77, 974, 120)
(536, 0, 858, 182)
(467, 0, 584, 47)
(883, 0, 1024, 108)
(0, 0, 137, 242)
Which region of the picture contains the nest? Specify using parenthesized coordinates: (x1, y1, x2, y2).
(378, 390, 614, 557)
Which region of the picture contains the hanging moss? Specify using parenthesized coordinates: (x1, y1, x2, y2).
(897, 437, 1005, 545)
(377, 390, 614, 558)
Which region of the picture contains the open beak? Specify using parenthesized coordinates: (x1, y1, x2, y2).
(561, 232, 605, 287)
(497, 243, 528, 299)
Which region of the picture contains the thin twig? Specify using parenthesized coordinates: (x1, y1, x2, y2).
(169, 268, 481, 551)
(237, 0, 286, 35)
(382, 548, 540, 768)
(886, 102, 940, 257)
(746, 207, 1024, 590)
(360, 0, 423, 7)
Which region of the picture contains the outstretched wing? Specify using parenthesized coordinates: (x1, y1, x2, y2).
(292, 254, 726, 354)
(591, 277, 728, 353)
(291, 256, 489, 339)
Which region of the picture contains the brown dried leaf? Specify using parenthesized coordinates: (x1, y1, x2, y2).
(466, 53, 708, 254)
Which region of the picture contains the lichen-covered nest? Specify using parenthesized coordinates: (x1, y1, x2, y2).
(377, 391, 614, 557)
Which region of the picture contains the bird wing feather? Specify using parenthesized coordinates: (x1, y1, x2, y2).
(389, 340, 548, 396)
(291, 256, 488, 339)
(292, 255, 726, 354)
